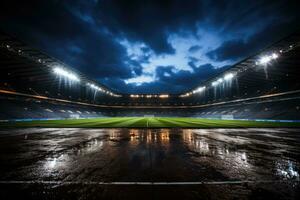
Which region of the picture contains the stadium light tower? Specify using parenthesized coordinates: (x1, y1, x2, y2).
(53, 67, 80, 82)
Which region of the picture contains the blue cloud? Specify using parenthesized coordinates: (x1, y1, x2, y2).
(188, 45, 202, 53)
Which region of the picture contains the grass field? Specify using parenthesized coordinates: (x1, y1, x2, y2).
(1, 117, 300, 128)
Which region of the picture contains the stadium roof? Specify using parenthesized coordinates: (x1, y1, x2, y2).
(0, 31, 120, 97)
(179, 31, 300, 97)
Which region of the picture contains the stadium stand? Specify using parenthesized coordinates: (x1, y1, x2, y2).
(0, 31, 300, 120)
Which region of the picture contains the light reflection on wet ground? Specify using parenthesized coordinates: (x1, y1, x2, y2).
(0, 128, 299, 199)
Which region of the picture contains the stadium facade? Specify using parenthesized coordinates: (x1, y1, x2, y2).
(1, 31, 300, 121)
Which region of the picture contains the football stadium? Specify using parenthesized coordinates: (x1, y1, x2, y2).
(1, 31, 300, 127)
(0, 1, 300, 199)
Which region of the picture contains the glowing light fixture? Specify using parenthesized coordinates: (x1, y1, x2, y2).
(53, 67, 80, 82)
(211, 78, 224, 87)
(87, 82, 120, 97)
(272, 53, 278, 59)
(224, 73, 235, 81)
(159, 94, 169, 98)
(193, 86, 206, 94)
(180, 92, 191, 97)
(87, 83, 103, 91)
(256, 52, 279, 65)
(212, 81, 218, 87)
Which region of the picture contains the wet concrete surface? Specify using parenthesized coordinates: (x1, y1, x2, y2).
(0, 128, 299, 199)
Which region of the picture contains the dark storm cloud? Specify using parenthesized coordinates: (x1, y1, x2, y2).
(101, 64, 229, 94)
(126, 60, 143, 76)
(94, 0, 204, 55)
(148, 63, 229, 94)
(154, 64, 229, 92)
(0, 0, 299, 93)
(0, 0, 134, 80)
(207, 16, 300, 62)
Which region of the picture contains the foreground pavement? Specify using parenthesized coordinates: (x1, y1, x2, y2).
(0, 128, 299, 199)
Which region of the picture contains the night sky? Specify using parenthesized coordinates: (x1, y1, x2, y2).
(1, 0, 299, 94)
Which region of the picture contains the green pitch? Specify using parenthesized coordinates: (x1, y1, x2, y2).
(1, 117, 300, 128)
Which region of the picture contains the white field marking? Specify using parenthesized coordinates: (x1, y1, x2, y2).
(0, 180, 298, 185)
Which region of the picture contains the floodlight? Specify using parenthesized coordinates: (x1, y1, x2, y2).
(53, 67, 80, 82)
(272, 53, 278, 59)
(194, 86, 206, 93)
(159, 94, 169, 98)
(257, 52, 279, 65)
(259, 56, 271, 65)
(212, 81, 218, 87)
(224, 73, 235, 81)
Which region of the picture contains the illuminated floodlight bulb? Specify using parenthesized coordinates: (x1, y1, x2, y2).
(212, 81, 218, 87)
(195, 86, 206, 93)
(181, 93, 190, 97)
(257, 52, 279, 66)
(53, 67, 80, 82)
(211, 78, 223, 86)
(258, 56, 271, 65)
(159, 94, 169, 98)
(88, 83, 100, 90)
(224, 73, 235, 81)
(272, 53, 278, 59)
